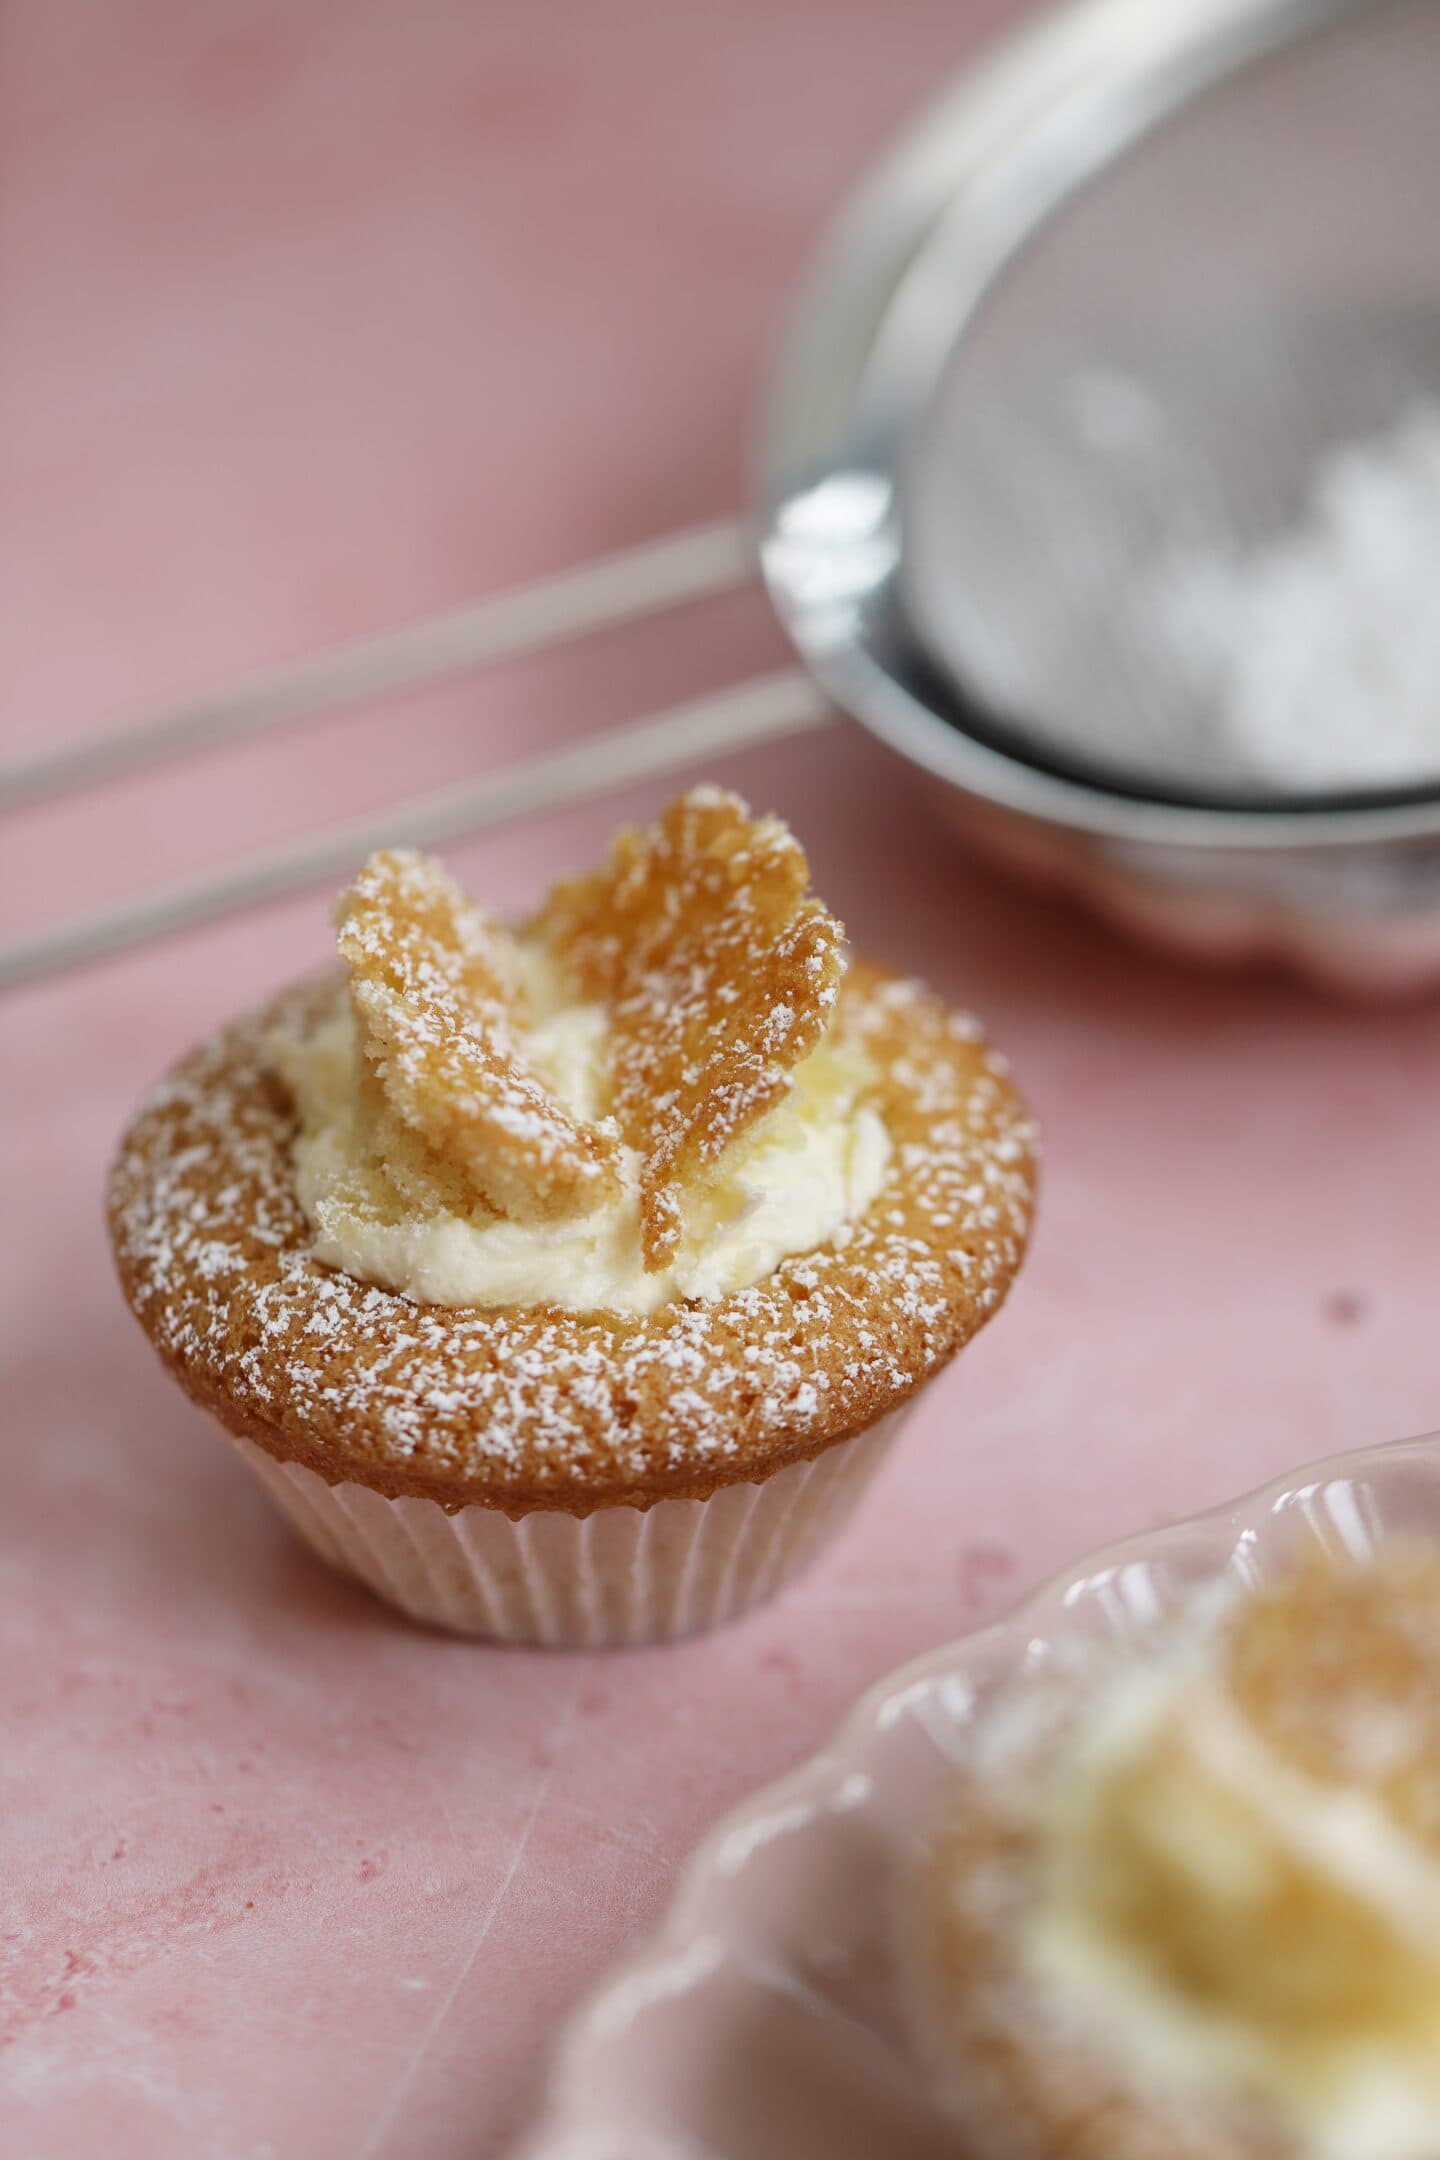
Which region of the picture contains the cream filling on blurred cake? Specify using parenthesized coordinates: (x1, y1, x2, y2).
(266, 975, 889, 1315)
(1025, 1654, 1440, 2160)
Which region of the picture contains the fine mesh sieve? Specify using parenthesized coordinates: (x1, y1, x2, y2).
(9, 0, 1440, 996)
(765, 0, 1440, 812)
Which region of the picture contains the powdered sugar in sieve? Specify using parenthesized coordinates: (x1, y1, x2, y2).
(1143, 406, 1440, 798)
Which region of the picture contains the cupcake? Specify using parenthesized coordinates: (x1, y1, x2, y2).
(109, 787, 1034, 1646)
(911, 1547, 1440, 2158)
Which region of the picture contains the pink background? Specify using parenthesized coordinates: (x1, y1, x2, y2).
(3, 3, 1439, 2153)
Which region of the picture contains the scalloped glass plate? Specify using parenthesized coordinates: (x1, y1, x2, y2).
(515, 1435, 1440, 2159)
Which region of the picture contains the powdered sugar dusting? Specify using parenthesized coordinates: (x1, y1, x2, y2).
(108, 964, 1034, 1513)
(1144, 406, 1440, 794)
(336, 849, 620, 1224)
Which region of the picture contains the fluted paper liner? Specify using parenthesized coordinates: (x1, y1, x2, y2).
(228, 1410, 907, 1647)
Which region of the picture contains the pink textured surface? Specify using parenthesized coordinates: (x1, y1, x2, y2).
(2, 5, 1438, 2156)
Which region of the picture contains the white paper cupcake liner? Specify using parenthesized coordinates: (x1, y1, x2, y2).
(228, 1409, 908, 1647)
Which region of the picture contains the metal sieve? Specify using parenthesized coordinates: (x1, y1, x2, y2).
(763, 0, 1440, 811)
(758, 0, 1440, 985)
(7, 0, 1440, 992)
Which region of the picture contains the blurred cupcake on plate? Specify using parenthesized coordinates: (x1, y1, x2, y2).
(913, 1545, 1440, 2157)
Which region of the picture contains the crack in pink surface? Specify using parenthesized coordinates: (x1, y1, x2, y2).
(360, 1682, 589, 2160)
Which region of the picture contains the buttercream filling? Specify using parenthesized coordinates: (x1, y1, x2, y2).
(266, 972, 890, 1316)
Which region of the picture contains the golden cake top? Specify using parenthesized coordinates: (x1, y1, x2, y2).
(1224, 1548, 1440, 1848)
(108, 947, 1033, 1511)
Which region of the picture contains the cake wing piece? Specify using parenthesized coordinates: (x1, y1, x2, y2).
(336, 850, 621, 1224)
(535, 787, 847, 1269)
(333, 794, 846, 1263)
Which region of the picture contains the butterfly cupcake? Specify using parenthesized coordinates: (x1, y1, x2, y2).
(110, 788, 1034, 1645)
